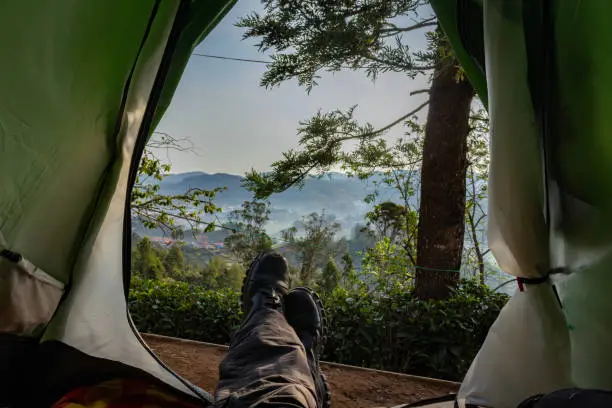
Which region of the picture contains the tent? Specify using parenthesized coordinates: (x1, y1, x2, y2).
(2, 1, 610, 408)
(427, 0, 612, 407)
(0, 1, 235, 406)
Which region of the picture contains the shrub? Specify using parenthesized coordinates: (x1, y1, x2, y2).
(129, 279, 508, 381)
(321, 280, 508, 380)
(129, 279, 242, 344)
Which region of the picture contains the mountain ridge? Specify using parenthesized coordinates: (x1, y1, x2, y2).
(158, 171, 412, 234)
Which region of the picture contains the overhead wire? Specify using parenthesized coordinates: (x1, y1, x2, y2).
(190, 52, 360, 71)
(191, 52, 271, 64)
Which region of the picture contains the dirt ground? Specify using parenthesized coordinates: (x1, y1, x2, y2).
(143, 334, 458, 408)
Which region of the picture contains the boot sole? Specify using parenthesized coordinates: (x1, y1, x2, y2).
(309, 289, 331, 408)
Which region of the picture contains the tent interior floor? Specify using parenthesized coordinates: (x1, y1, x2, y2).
(0, 333, 186, 408)
(143, 334, 459, 408)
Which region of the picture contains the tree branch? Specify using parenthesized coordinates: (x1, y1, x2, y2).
(410, 88, 430, 96)
(134, 207, 235, 232)
(473, 199, 487, 221)
(148, 132, 195, 151)
(361, 53, 435, 72)
(336, 100, 430, 143)
(132, 210, 177, 237)
(379, 19, 437, 35)
(475, 213, 487, 226)
(266, 163, 318, 196)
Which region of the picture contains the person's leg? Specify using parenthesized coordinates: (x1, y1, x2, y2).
(214, 253, 319, 408)
(284, 288, 331, 408)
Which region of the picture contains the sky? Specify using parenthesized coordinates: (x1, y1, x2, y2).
(154, 1, 433, 175)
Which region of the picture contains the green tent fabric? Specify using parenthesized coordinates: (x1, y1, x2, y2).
(0, 0, 235, 404)
(0, 0, 234, 284)
(430, 1, 612, 407)
(5, 0, 612, 407)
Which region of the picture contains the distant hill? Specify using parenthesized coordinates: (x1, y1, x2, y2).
(158, 171, 411, 236)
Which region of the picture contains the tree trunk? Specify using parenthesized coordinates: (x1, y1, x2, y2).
(468, 212, 486, 286)
(414, 43, 474, 300)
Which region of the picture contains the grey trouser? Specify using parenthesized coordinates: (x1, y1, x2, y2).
(214, 308, 318, 408)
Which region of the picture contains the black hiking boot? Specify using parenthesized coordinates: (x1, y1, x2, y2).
(241, 251, 290, 319)
(284, 287, 332, 408)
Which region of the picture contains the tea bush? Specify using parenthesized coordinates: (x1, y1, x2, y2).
(129, 278, 508, 381)
(129, 279, 242, 344)
(321, 280, 508, 380)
